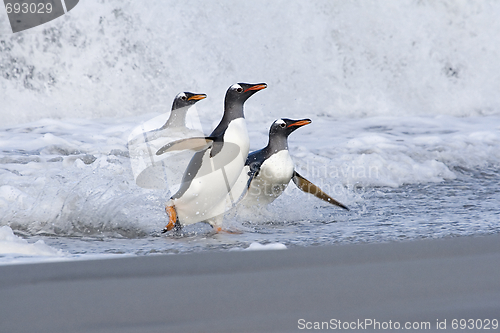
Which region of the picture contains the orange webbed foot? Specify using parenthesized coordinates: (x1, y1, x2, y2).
(162, 205, 178, 233)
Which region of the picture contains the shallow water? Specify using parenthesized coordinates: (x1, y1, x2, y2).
(6, 166, 499, 264)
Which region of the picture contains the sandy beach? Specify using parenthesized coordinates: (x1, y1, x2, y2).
(1, 234, 499, 333)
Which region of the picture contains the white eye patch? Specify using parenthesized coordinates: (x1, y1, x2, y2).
(231, 83, 243, 91)
(275, 119, 286, 126)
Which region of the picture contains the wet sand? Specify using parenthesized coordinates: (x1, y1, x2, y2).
(1, 234, 499, 333)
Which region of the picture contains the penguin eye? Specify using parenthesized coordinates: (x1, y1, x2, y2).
(181, 95, 187, 101)
(236, 87, 243, 93)
(280, 122, 286, 128)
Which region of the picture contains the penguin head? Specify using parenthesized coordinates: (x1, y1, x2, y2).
(270, 118, 312, 137)
(225, 83, 267, 105)
(172, 92, 207, 110)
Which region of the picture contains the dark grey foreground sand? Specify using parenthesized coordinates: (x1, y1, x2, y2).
(1, 235, 499, 333)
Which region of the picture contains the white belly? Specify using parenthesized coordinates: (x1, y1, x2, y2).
(242, 150, 295, 207)
(173, 118, 250, 224)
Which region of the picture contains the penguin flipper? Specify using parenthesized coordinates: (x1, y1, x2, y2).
(248, 161, 261, 178)
(156, 137, 214, 155)
(232, 165, 258, 204)
(292, 171, 350, 211)
(232, 161, 260, 201)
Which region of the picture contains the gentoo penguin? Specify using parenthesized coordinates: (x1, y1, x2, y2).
(232, 118, 349, 210)
(148, 92, 207, 140)
(157, 83, 267, 232)
(128, 92, 206, 190)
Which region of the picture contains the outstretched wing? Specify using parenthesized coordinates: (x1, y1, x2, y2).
(292, 171, 350, 211)
(156, 137, 214, 155)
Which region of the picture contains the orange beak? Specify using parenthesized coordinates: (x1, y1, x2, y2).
(244, 83, 267, 93)
(188, 94, 207, 101)
(287, 119, 312, 128)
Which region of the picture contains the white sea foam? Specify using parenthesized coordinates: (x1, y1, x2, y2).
(245, 242, 287, 251)
(290, 115, 500, 189)
(0, 225, 63, 256)
(1, 0, 500, 126)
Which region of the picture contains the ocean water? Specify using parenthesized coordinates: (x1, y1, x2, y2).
(1, 0, 500, 264)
